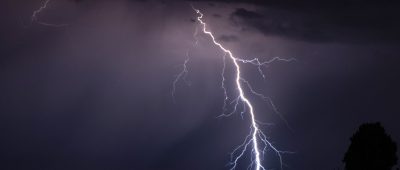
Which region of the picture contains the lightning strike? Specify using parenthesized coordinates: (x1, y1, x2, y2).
(182, 7, 296, 170)
(31, 0, 68, 27)
(172, 26, 200, 102)
(172, 57, 190, 103)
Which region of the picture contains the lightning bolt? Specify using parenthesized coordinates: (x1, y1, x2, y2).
(172, 57, 190, 103)
(172, 26, 199, 102)
(173, 7, 295, 170)
(31, 0, 68, 27)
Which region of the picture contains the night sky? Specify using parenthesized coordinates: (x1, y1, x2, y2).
(1, 0, 400, 169)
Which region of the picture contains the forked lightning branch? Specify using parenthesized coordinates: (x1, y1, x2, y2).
(173, 6, 295, 170)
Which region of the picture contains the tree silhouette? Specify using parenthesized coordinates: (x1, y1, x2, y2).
(343, 122, 398, 170)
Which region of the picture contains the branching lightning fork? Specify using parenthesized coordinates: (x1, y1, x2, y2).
(174, 6, 295, 170)
(172, 26, 199, 102)
(31, 0, 68, 27)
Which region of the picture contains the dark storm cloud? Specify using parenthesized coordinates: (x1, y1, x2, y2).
(230, 8, 333, 43)
(212, 13, 222, 18)
(231, 8, 262, 19)
(190, 0, 400, 43)
(71, 0, 84, 3)
(231, 7, 400, 43)
(218, 34, 239, 42)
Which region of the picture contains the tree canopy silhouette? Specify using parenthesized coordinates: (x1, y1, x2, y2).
(343, 122, 398, 170)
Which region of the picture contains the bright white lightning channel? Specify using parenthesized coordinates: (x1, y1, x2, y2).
(174, 7, 295, 170)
